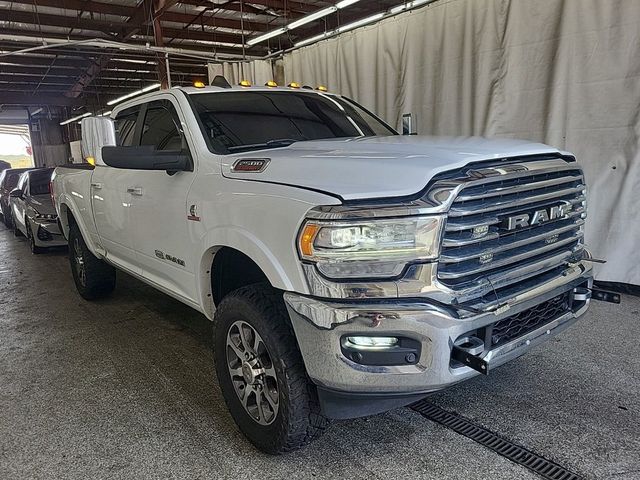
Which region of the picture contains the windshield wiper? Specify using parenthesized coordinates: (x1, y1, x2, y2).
(227, 138, 300, 153)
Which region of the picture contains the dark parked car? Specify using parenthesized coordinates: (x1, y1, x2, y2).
(9, 168, 66, 254)
(0, 168, 31, 228)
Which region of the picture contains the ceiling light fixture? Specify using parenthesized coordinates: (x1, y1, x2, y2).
(247, 0, 361, 46)
(295, 32, 331, 47)
(390, 0, 434, 15)
(106, 83, 161, 106)
(336, 12, 385, 33)
(246, 27, 286, 46)
(59, 112, 91, 126)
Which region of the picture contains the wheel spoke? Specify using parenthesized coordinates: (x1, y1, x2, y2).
(256, 390, 266, 423)
(263, 389, 278, 410)
(264, 365, 277, 380)
(227, 338, 244, 360)
(242, 386, 253, 408)
(228, 365, 243, 378)
(238, 324, 252, 354)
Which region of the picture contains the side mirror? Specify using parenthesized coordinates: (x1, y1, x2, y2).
(81, 116, 116, 165)
(101, 145, 190, 173)
(9, 188, 23, 199)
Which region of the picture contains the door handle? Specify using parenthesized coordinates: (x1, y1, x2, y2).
(126, 187, 143, 196)
(91, 182, 102, 189)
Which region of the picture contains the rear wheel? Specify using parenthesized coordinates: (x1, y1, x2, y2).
(214, 284, 328, 454)
(69, 222, 116, 300)
(26, 222, 45, 254)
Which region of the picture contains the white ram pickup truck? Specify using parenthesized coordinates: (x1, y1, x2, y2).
(52, 85, 595, 453)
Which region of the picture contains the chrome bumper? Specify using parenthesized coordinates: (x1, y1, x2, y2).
(285, 261, 592, 395)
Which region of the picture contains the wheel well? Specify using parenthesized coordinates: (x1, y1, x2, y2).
(211, 247, 270, 306)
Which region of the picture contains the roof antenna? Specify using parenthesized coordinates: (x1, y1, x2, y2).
(211, 75, 232, 88)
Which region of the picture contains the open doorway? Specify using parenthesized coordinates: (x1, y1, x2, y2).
(0, 125, 34, 170)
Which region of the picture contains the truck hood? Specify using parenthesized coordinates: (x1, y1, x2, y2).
(222, 136, 560, 201)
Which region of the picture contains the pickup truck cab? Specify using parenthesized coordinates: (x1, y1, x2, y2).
(52, 84, 593, 453)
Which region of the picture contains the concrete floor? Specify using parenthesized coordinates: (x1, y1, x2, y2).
(1, 227, 639, 480)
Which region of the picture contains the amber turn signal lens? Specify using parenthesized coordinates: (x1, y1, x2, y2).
(299, 224, 320, 257)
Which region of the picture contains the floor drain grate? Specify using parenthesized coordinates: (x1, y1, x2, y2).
(411, 400, 583, 480)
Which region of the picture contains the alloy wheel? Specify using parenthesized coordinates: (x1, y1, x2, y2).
(226, 320, 279, 425)
(73, 237, 86, 287)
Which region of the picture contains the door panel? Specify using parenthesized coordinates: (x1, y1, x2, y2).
(128, 99, 198, 302)
(91, 104, 143, 275)
(91, 166, 141, 274)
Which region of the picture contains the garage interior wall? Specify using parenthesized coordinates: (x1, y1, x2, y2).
(283, 0, 640, 286)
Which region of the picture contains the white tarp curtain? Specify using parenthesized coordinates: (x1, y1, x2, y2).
(207, 60, 274, 86)
(283, 0, 640, 285)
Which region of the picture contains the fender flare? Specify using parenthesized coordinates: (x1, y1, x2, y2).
(57, 194, 105, 258)
(196, 226, 298, 320)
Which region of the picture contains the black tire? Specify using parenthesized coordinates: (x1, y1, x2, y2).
(214, 284, 328, 454)
(13, 217, 23, 237)
(2, 208, 11, 228)
(26, 222, 45, 254)
(68, 222, 116, 300)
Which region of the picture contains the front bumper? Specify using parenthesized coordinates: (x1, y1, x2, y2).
(30, 219, 66, 247)
(285, 261, 592, 415)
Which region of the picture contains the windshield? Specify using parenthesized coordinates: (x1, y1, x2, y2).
(189, 91, 396, 154)
(6, 172, 22, 189)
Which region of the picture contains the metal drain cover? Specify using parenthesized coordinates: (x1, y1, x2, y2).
(411, 400, 583, 480)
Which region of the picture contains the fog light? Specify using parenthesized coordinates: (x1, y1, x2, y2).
(345, 336, 398, 349)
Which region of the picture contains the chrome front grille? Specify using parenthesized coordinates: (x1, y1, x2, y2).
(437, 161, 587, 297)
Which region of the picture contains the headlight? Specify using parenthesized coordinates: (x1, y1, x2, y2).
(298, 216, 443, 279)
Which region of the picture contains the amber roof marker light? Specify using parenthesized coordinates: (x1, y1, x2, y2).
(239, 80, 252, 87)
(288, 82, 301, 89)
(316, 85, 328, 92)
(265, 80, 278, 87)
(193, 80, 206, 88)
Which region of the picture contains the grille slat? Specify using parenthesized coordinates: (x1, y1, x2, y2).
(438, 232, 583, 280)
(441, 219, 585, 262)
(437, 164, 586, 297)
(449, 187, 585, 217)
(454, 174, 583, 202)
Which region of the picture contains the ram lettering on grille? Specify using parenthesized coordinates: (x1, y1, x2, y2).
(438, 164, 586, 301)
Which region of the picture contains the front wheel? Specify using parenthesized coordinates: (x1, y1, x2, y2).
(13, 217, 22, 237)
(214, 284, 328, 454)
(26, 222, 44, 254)
(68, 223, 116, 300)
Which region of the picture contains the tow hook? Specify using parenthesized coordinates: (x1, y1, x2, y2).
(451, 344, 489, 376)
(572, 285, 621, 304)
